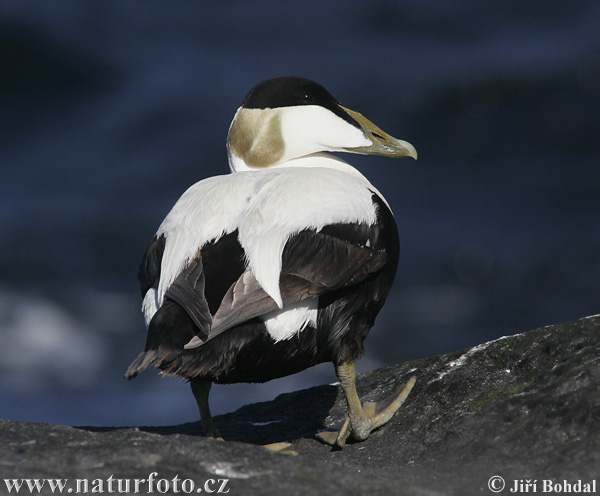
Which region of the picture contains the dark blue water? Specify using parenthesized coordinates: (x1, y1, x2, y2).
(1, 0, 599, 427)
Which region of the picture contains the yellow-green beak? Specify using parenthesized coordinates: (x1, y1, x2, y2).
(342, 106, 418, 160)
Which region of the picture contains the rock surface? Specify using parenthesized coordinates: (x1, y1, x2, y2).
(2, 316, 598, 495)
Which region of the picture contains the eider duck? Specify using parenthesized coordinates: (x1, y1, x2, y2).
(126, 76, 417, 449)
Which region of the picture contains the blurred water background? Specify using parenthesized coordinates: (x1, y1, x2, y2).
(1, 0, 599, 427)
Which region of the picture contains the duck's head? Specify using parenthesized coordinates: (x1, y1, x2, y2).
(227, 76, 417, 172)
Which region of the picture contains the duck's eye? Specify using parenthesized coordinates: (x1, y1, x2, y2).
(301, 92, 315, 104)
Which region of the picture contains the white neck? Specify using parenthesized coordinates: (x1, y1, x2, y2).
(229, 150, 364, 178)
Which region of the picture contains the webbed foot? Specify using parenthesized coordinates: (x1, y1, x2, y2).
(316, 363, 416, 448)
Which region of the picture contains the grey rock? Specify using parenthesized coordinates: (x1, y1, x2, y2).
(1, 316, 598, 495)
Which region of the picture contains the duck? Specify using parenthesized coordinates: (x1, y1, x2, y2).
(126, 76, 417, 449)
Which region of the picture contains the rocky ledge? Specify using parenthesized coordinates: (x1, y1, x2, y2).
(2, 316, 598, 495)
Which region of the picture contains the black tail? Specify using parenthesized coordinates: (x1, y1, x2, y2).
(124, 300, 197, 379)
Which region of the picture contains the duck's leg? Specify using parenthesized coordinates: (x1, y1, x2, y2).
(190, 378, 295, 453)
(190, 378, 223, 440)
(316, 362, 416, 448)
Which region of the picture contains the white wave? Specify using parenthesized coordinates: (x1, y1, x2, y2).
(0, 288, 107, 390)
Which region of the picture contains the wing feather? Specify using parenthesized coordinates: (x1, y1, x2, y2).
(183, 224, 389, 347)
(164, 250, 212, 338)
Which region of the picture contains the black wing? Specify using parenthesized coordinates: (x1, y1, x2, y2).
(143, 221, 388, 349)
(203, 219, 389, 341)
(163, 250, 212, 337)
